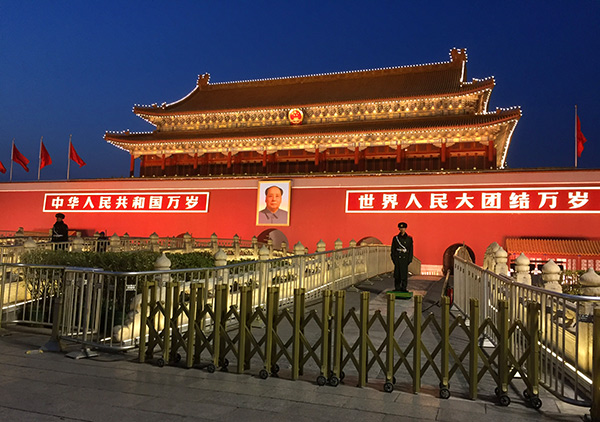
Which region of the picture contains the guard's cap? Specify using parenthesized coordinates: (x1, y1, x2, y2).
(55, 213, 65, 219)
(398, 222, 407, 229)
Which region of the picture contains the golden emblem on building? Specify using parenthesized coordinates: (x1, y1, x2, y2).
(288, 108, 304, 125)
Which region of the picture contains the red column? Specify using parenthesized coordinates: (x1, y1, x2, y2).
(441, 142, 447, 168)
(488, 140, 495, 168)
(161, 154, 166, 171)
(315, 147, 319, 166)
(227, 151, 232, 168)
(130, 155, 135, 177)
(193, 153, 198, 170)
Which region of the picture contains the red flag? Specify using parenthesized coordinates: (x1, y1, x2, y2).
(577, 115, 588, 158)
(0, 160, 6, 174)
(12, 144, 30, 172)
(69, 142, 86, 167)
(40, 141, 52, 169)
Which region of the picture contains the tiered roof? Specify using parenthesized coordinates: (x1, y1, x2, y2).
(105, 48, 520, 168)
(134, 49, 488, 115)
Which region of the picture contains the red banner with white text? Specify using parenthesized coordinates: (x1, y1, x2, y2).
(44, 192, 210, 213)
(345, 187, 600, 213)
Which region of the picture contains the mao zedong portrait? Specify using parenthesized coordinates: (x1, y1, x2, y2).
(258, 185, 288, 225)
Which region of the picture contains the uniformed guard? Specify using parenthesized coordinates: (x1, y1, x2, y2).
(390, 222, 413, 292)
(51, 213, 69, 250)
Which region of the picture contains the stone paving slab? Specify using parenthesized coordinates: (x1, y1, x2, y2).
(0, 274, 590, 421)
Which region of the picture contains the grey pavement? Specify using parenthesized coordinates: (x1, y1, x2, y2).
(0, 274, 589, 421)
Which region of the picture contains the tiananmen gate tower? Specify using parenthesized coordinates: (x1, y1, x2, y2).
(2, 48, 599, 274)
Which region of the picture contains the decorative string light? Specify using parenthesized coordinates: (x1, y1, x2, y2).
(106, 47, 520, 170)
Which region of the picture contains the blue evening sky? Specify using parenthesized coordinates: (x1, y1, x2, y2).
(1, 1, 598, 181)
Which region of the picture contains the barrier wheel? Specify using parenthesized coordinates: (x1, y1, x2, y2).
(207, 363, 216, 373)
(174, 353, 182, 363)
(530, 397, 542, 410)
(219, 358, 229, 368)
(271, 364, 280, 374)
(393, 376, 397, 384)
(499, 395, 511, 407)
(157, 358, 165, 368)
(329, 376, 340, 387)
(317, 375, 327, 386)
(383, 382, 394, 393)
(340, 371, 345, 381)
(494, 387, 501, 396)
(259, 369, 269, 379)
(523, 389, 530, 400)
(440, 388, 451, 399)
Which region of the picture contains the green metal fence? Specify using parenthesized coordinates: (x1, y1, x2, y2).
(139, 284, 543, 409)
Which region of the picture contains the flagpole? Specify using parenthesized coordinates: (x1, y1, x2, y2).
(10, 139, 15, 182)
(575, 105, 578, 168)
(67, 134, 72, 180)
(38, 136, 43, 180)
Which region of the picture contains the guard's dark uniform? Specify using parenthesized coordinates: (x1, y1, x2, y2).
(51, 213, 69, 250)
(390, 227, 413, 292)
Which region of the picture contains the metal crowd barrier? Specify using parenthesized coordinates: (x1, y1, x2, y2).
(136, 285, 543, 410)
(453, 255, 599, 406)
(0, 263, 65, 328)
(1, 244, 392, 351)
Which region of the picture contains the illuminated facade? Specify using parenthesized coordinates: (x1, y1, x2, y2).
(105, 49, 521, 177)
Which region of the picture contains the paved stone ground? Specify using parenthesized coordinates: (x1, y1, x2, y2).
(0, 274, 590, 421)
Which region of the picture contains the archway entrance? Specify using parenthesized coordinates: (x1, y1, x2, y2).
(257, 228, 289, 250)
(357, 236, 383, 245)
(442, 243, 475, 275)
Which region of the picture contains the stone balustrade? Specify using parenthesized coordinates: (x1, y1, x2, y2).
(484, 241, 600, 296)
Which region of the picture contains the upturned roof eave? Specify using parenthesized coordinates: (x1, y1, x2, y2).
(105, 109, 520, 146)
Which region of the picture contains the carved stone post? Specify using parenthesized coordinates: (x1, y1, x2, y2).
(294, 241, 305, 256)
(149, 232, 160, 253)
(23, 237, 37, 252)
(183, 232, 193, 253)
(334, 239, 343, 250)
(214, 248, 229, 288)
(484, 242, 500, 271)
(579, 268, 600, 361)
(280, 241, 287, 255)
(214, 249, 228, 267)
(316, 240, 326, 253)
(494, 247, 510, 277)
(15, 227, 25, 245)
(267, 238, 274, 257)
(109, 233, 121, 252)
(233, 234, 241, 260)
(122, 233, 130, 251)
(211, 233, 219, 254)
(154, 252, 172, 300)
(580, 268, 600, 296)
(251, 236, 259, 259)
(72, 232, 84, 252)
(349, 239, 357, 248)
(541, 259, 562, 293)
(258, 245, 270, 293)
(514, 253, 531, 285)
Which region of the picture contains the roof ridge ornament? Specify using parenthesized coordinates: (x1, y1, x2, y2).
(197, 73, 210, 88)
(450, 48, 467, 63)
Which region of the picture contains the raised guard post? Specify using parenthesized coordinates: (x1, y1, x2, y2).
(390, 290, 413, 300)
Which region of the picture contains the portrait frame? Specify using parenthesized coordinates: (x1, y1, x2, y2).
(256, 180, 291, 226)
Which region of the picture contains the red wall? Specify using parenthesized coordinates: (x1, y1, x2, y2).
(2, 169, 599, 269)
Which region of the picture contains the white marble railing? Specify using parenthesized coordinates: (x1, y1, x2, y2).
(453, 244, 600, 407)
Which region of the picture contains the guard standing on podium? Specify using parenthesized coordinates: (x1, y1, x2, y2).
(391, 222, 413, 292)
